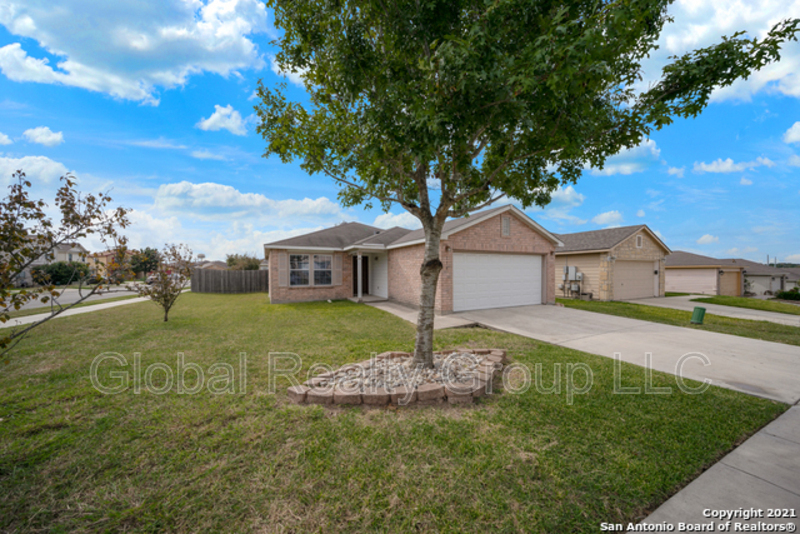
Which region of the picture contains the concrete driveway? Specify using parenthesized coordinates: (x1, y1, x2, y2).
(629, 295, 800, 327)
(455, 305, 800, 404)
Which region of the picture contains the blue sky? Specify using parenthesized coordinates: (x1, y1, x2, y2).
(0, 0, 798, 262)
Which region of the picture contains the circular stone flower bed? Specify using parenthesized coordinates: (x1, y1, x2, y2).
(287, 349, 507, 407)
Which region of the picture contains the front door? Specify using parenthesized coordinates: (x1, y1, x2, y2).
(352, 255, 369, 296)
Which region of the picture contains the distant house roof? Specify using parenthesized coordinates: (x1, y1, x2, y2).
(724, 258, 789, 277)
(666, 251, 743, 268)
(555, 225, 669, 254)
(264, 222, 382, 250)
(195, 260, 228, 270)
(387, 205, 563, 249)
(55, 242, 89, 253)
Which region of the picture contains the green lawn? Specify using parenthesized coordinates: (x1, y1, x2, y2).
(558, 298, 800, 346)
(665, 292, 691, 297)
(5, 294, 140, 319)
(0, 294, 785, 533)
(691, 295, 800, 316)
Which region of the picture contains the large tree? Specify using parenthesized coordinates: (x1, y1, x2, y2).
(255, 0, 798, 367)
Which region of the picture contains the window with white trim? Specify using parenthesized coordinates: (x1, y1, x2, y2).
(314, 254, 332, 286)
(636, 235, 643, 248)
(289, 254, 310, 286)
(502, 216, 511, 237)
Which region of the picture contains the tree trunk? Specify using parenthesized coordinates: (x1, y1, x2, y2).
(412, 227, 443, 368)
(164, 308, 169, 322)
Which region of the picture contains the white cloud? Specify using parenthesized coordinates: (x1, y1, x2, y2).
(536, 185, 587, 225)
(129, 138, 187, 150)
(373, 211, 422, 229)
(0, 131, 11, 145)
(196, 105, 247, 136)
(667, 166, 685, 178)
(0, 154, 68, 186)
(589, 139, 661, 176)
(0, 0, 269, 104)
(693, 156, 774, 173)
(783, 121, 800, 144)
(785, 254, 800, 263)
(636, 0, 800, 102)
(789, 154, 800, 167)
(269, 55, 307, 87)
(636, 209, 646, 217)
(191, 150, 226, 161)
(23, 126, 63, 147)
(591, 210, 623, 227)
(697, 234, 719, 245)
(740, 177, 753, 185)
(154, 181, 344, 222)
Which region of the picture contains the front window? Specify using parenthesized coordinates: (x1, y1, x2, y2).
(289, 254, 310, 286)
(314, 255, 332, 286)
(68, 253, 73, 262)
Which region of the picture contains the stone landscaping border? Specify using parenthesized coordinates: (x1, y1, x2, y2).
(287, 349, 508, 407)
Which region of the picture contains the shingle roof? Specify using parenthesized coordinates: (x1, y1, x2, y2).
(264, 222, 383, 249)
(388, 205, 518, 247)
(724, 258, 790, 277)
(554, 225, 652, 253)
(665, 251, 743, 268)
(350, 226, 413, 247)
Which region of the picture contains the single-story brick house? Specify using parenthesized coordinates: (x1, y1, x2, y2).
(263, 205, 563, 313)
(665, 251, 744, 296)
(553, 225, 670, 301)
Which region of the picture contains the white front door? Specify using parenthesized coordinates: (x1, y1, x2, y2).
(453, 253, 542, 312)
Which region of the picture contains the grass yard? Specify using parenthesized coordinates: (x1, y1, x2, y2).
(664, 292, 691, 297)
(558, 298, 800, 347)
(0, 294, 786, 533)
(691, 295, 800, 316)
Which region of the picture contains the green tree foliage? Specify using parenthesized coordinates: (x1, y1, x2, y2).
(131, 247, 160, 277)
(31, 261, 90, 286)
(256, 0, 799, 366)
(226, 253, 261, 270)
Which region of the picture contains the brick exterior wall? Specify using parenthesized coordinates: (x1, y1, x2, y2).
(388, 211, 557, 313)
(268, 250, 353, 304)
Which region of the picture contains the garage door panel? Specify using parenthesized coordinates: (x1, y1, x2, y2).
(613, 261, 656, 300)
(665, 268, 717, 295)
(453, 253, 541, 312)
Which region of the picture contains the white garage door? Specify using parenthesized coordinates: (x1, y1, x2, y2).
(453, 253, 542, 312)
(613, 261, 656, 300)
(665, 268, 717, 295)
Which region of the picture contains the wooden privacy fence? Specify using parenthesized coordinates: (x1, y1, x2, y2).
(191, 269, 269, 294)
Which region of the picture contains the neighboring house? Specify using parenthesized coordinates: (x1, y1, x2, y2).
(665, 251, 744, 296)
(15, 241, 89, 286)
(553, 225, 670, 301)
(88, 248, 133, 277)
(194, 260, 228, 271)
(726, 258, 788, 295)
(263, 205, 563, 313)
(782, 268, 800, 291)
(259, 259, 269, 271)
(53, 242, 89, 264)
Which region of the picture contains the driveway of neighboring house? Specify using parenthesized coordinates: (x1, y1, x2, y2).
(453, 305, 800, 404)
(629, 295, 800, 327)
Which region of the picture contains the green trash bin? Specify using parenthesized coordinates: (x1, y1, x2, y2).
(691, 306, 706, 325)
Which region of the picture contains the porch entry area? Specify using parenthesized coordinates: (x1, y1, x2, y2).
(349, 251, 389, 302)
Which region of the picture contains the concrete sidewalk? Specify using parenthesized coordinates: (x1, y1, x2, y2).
(629, 295, 800, 327)
(366, 300, 478, 330)
(455, 305, 800, 404)
(5, 296, 150, 328)
(642, 406, 800, 528)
